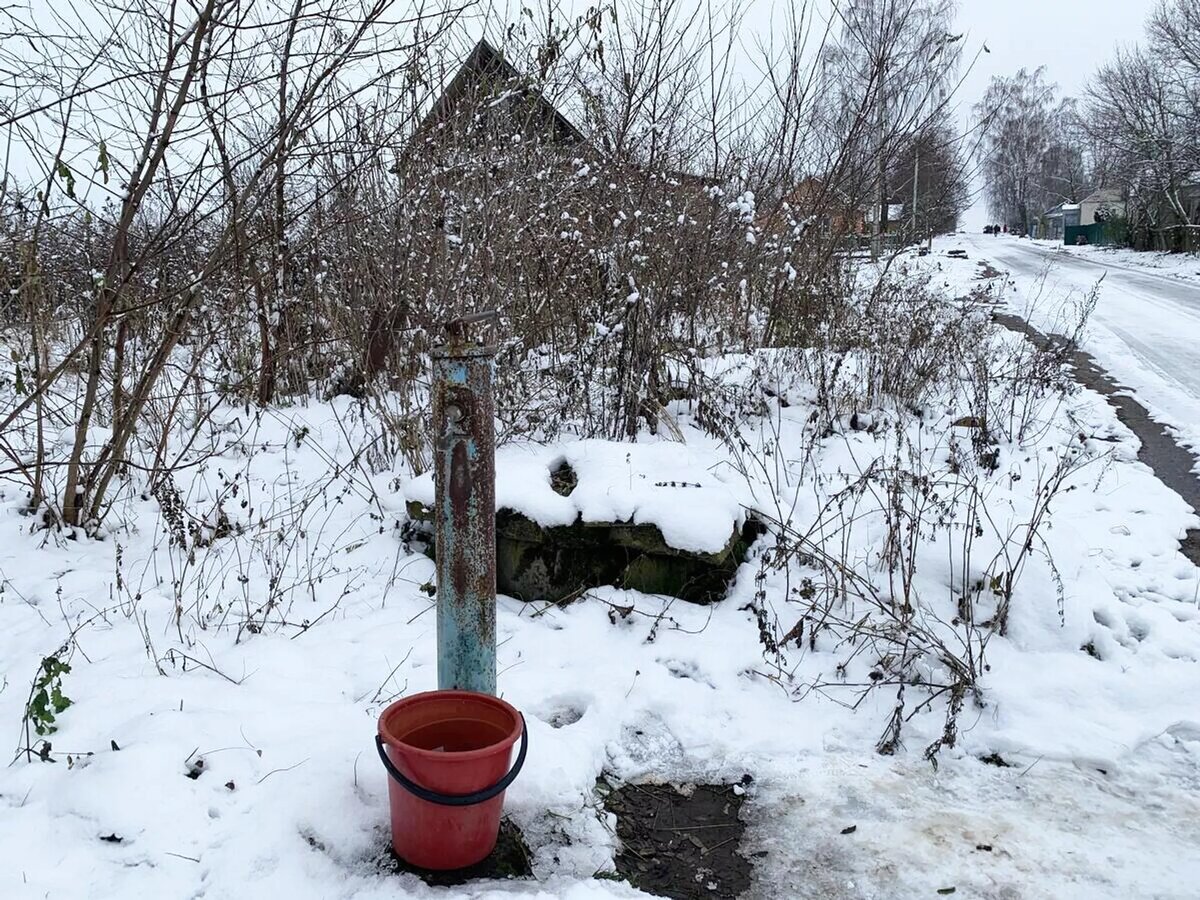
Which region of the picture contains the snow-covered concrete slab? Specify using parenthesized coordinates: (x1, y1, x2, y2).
(405, 439, 750, 558)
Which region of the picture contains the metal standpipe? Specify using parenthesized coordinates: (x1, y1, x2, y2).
(432, 313, 498, 696)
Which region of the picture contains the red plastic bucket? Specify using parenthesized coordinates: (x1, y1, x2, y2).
(376, 690, 527, 870)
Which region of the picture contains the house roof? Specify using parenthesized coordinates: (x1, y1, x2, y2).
(409, 40, 724, 190)
(416, 39, 584, 145)
(786, 176, 866, 212)
(1082, 188, 1123, 204)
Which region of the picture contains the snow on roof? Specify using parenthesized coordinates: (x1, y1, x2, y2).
(406, 439, 750, 556)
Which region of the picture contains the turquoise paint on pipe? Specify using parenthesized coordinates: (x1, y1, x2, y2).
(431, 343, 498, 695)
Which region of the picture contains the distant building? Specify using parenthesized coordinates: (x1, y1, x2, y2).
(1041, 202, 1081, 241)
(409, 38, 717, 196)
(865, 202, 906, 234)
(1079, 188, 1125, 226)
(776, 176, 867, 236)
(412, 38, 584, 150)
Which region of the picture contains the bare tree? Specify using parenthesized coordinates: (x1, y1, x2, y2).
(890, 120, 970, 239)
(823, 0, 962, 254)
(0, 0, 466, 528)
(976, 67, 1088, 233)
(1085, 34, 1198, 247)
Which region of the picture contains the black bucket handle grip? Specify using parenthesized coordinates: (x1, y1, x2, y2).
(375, 714, 527, 807)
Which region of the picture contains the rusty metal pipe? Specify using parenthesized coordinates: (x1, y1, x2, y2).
(432, 322, 497, 695)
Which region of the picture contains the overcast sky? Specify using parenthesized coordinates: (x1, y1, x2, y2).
(954, 0, 1154, 109)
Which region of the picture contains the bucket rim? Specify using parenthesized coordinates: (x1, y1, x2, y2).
(377, 689, 523, 762)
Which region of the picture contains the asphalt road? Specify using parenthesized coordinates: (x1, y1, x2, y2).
(977, 236, 1200, 306)
(964, 235, 1200, 412)
(963, 234, 1200, 528)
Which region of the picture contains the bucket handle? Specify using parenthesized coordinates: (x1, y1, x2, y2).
(375, 714, 528, 807)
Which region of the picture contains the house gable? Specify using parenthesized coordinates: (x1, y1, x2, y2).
(415, 39, 584, 148)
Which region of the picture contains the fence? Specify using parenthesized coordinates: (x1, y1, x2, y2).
(1127, 224, 1200, 253)
(1064, 222, 1127, 247)
(838, 232, 910, 257)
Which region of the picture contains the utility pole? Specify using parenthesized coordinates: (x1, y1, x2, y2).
(873, 53, 888, 260)
(912, 142, 919, 234)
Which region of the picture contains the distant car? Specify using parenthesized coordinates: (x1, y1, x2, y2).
(983, 225, 994, 234)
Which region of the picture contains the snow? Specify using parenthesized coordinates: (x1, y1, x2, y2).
(1038, 240, 1200, 287)
(728, 191, 756, 222)
(405, 439, 750, 556)
(745, 738, 1200, 899)
(959, 234, 1200, 467)
(3, 271, 1200, 898)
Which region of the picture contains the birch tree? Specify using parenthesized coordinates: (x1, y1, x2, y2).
(976, 68, 1088, 232)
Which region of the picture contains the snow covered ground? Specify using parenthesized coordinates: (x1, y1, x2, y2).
(1029, 239, 1200, 287)
(3, 265, 1200, 899)
(949, 233, 1200, 470)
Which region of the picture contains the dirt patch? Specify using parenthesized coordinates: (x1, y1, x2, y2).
(976, 260, 1003, 279)
(992, 311, 1200, 564)
(374, 818, 533, 886)
(550, 459, 579, 497)
(600, 779, 754, 899)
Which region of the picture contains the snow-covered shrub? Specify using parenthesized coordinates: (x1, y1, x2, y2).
(680, 269, 1101, 759)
